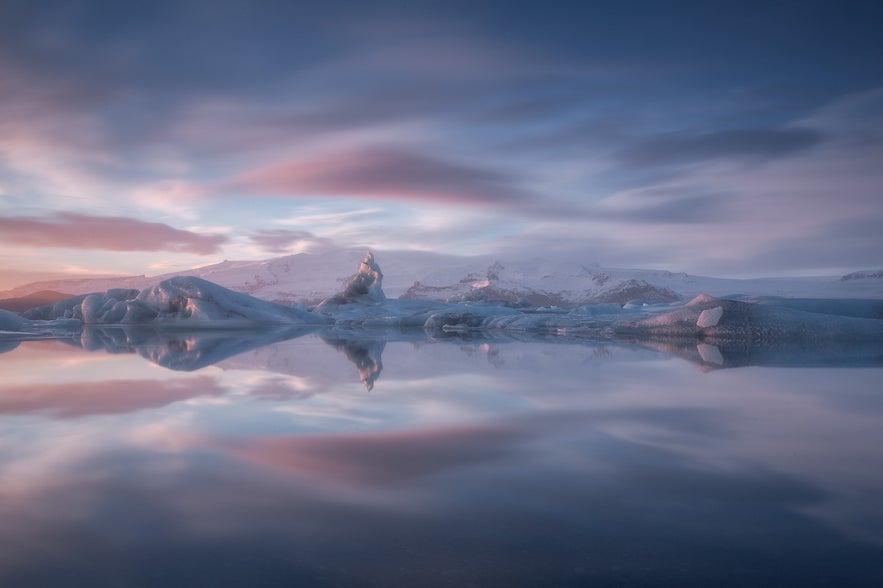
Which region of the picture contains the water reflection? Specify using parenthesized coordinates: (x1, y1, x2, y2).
(3, 326, 882, 381)
(321, 334, 385, 390)
(79, 325, 320, 371)
(1, 331, 883, 586)
(0, 374, 225, 419)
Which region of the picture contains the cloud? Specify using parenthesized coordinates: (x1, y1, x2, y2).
(0, 212, 227, 254)
(618, 127, 826, 167)
(247, 376, 316, 401)
(0, 375, 224, 418)
(231, 147, 530, 205)
(227, 423, 527, 486)
(247, 229, 334, 254)
(724, 215, 883, 274)
(595, 194, 728, 224)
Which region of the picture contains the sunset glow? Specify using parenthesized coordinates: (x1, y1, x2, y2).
(1, 1, 881, 287)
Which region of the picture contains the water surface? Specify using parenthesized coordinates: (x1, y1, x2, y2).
(1, 329, 882, 587)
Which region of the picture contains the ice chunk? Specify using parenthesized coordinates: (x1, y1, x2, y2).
(317, 251, 386, 308)
(20, 277, 328, 327)
(697, 306, 724, 328)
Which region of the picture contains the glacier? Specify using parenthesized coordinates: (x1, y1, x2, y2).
(1, 252, 881, 351)
(4, 247, 882, 305)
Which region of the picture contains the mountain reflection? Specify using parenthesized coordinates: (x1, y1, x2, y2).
(2, 327, 882, 387)
(60, 327, 883, 384)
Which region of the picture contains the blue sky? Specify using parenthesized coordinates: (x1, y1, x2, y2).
(1, 0, 882, 288)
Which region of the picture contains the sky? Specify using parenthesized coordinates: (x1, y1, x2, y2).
(1, 0, 882, 289)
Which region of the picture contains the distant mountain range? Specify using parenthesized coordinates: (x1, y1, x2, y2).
(2, 248, 882, 310)
(0, 290, 74, 313)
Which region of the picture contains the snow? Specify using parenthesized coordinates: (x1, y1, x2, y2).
(4, 248, 880, 306)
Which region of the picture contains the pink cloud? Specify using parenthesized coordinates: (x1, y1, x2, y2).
(0, 375, 225, 418)
(0, 213, 227, 254)
(231, 147, 528, 205)
(226, 423, 525, 485)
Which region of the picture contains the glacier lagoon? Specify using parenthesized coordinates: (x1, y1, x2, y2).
(1, 328, 883, 587)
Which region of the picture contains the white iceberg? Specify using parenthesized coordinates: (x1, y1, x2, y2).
(25, 277, 328, 328)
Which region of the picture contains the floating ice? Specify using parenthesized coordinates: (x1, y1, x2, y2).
(23, 277, 328, 328)
(0, 308, 80, 336)
(697, 306, 724, 328)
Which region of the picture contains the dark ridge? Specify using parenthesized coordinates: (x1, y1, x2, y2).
(0, 290, 74, 313)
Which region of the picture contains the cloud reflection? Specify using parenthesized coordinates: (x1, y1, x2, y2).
(1, 394, 881, 587)
(0, 375, 223, 418)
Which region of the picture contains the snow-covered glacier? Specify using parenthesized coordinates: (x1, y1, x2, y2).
(4, 248, 882, 305)
(2, 252, 881, 347)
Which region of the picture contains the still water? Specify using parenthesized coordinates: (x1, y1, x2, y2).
(1, 328, 882, 587)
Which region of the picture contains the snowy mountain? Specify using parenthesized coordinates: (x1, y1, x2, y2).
(0, 249, 473, 304)
(2, 248, 882, 308)
(0, 290, 73, 313)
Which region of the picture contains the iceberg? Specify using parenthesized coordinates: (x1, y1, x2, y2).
(3, 254, 881, 347)
(0, 308, 80, 337)
(316, 251, 386, 308)
(614, 294, 883, 342)
(24, 276, 329, 328)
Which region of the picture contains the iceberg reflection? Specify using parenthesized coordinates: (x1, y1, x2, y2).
(12, 326, 876, 387)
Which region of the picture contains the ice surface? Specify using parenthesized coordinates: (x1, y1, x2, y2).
(3, 254, 882, 345)
(23, 276, 329, 328)
(615, 294, 883, 342)
(697, 306, 724, 328)
(0, 309, 81, 336)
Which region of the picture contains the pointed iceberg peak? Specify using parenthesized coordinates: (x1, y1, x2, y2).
(359, 251, 381, 283)
(318, 250, 386, 307)
(346, 250, 385, 302)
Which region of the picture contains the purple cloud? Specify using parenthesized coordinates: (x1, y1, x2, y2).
(231, 147, 529, 205)
(0, 213, 227, 254)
